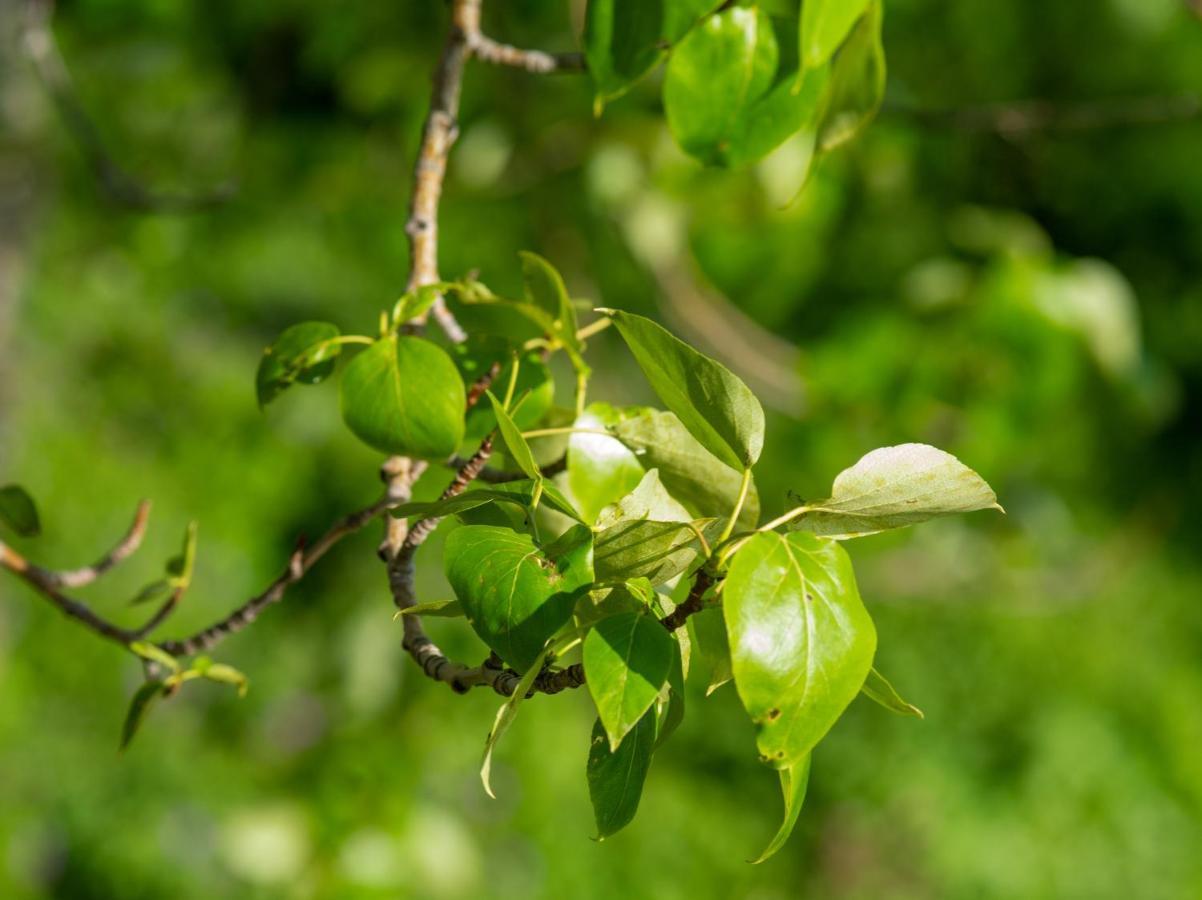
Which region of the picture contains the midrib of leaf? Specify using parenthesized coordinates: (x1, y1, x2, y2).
(502, 549, 540, 663)
(386, 336, 412, 446)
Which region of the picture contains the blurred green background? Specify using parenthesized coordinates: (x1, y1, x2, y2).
(3, 0, 1202, 897)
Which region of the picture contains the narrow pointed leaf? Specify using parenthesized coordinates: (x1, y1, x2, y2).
(520, 251, 581, 353)
(255, 321, 342, 407)
(788, 443, 1002, 538)
(339, 335, 466, 459)
(602, 310, 764, 469)
(0, 484, 40, 538)
(751, 755, 812, 864)
(487, 391, 540, 482)
(584, 611, 675, 750)
(816, 0, 885, 153)
(587, 710, 656, 839)
(724, 531, 876, 767)
(389, 481, 582, 524)
(397, 599, 465, 619)
(481, 646, 549, 799)
(120, 680, 166, 751)
(861, 667, 924, 718)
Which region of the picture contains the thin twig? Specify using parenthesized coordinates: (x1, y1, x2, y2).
(445, 454, 566, 482)
(466, 33, 585, 74)
(43, 499, 151, 589)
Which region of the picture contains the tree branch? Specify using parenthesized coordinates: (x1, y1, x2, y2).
(466, 33, 585, 75)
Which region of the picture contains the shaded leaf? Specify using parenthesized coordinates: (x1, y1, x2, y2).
(689, 606, 733, 695)
(520, 251, 581, 354)
(458, 341, 553, 441)
(816, 0, 885, 152)
(602, 310, 764, 469)
(389, 480, 581, 525)
(256, 321, 341, 408)
(339, 335, 466, 459)
(584, 611, 675, 750)
(587, 710, 656, 838)
(724, 531, 876, 767)
(751, 755, 812, 863)
(654, 635, 687, 750)
(0, 484, 40, 538)
(445, 524, 593, 672)
(862, 667, 924, 718)
(120, 680, 166, 751)
(788, 443, 1002, 538)
(801, 0, 870, 71)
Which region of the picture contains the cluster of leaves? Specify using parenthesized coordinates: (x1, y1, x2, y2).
(258, 250, 1000, 858)
(586, 0, 885, 177)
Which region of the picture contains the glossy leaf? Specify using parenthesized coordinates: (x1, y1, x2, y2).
(800, 0, 871, 71)
(339, 335, 466, 459)
(613, 409, 760, 529)
(255, 321, 341, 408)
(595, 468, 691, 528)
(392, 282, 450, 326)
(0, 484, 40, 538)
(567, 402, 648, 525)
(481, 645, 549, 799)
(689, 606, 733, 695)
(862, 667, 924, 718)
(584, 611, 675, 750)
(751, 755, 812, 864)
(816, 0, 885, 153)
(724, 531, 876, 767)
(788, 443, 1002, 538)
(602, 310, 764, 469)
(664, 7, 830, 167)
(583, 0, 720, 106)
(120, 680, 166, 751)
(445, 524, 593, 672)
(587, 710, 656, 839)
(487, 391, 540, 482)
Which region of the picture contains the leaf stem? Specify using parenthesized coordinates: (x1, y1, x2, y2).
(716, 467, 752, 545)
(519, 427, 612, 440)
(757, 505, 811, 533)
(575, 317, 612, 341)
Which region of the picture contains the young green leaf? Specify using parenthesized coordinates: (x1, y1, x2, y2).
(584, 611, 675, 750)
(861, 667, 924, 718)
(459, 343, 553, 441)
(165, 521, 199, 588)
(397, 599, 465, 619)
(587, 709, 657, 839)
(445, 524, 593, 672)
(487, 391, 541, 482)
(724, 531, 876, 767)
(800, 0, 871, 71)
(129, 641, 181, 673)
(200, 663, 249, 697)
(664, 7, 829, 167)
(0, 484, 40, 538)
(339, 335, 466, 459)
(815, 0, 885, 153)
(688, 606, 733, 695)
(602, 310, 764, 469)
(595, 468, 690, 528)
(583, 0, 720, 107)
(786, 443, 1002, 538)
(613, 409, 760, 529)
(520, 251, 581, 353)
(120, 680, 167, 751)
(256, 321, 342, 408)
(481, 645, 550, 799)
(392, 282, 451, 326)
(751, 755, 812, 864)
(566, 403, 649, 525)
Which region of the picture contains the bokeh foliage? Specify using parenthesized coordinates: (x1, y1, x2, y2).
(1, 0, 1201, 897)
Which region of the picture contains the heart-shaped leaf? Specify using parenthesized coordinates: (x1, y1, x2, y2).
(445, 524, 593, 672)
(724, 531, 876, 768)
(256, 321, 341, 408)
(587, 709, 656, 839)
(602, 310, 764, 470)
(0, 484, 40, 538)
(339, 335, 465, 459)
(584, 611, 675, 750)
(787, 443, 1002, 538)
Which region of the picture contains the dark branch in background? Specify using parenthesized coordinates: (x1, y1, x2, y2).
(22, 0, 234, 212)
(888, 93, 1202, 138)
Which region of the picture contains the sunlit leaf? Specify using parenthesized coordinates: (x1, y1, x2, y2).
(129, 641, 181, 673)
(861, 667, 924, 718)
(788, 443, 1002, 538)
(724, 531, 876, 767)
(800, 0, 870, 71)
(339, 335, 466, 459)
(584, 611, 675, 750)
(750, 755, 811, 863)
(602, 310, 764, 469)
(487, 391, 541, 482)
(256, 321, 341, 408)
(815, 0, 885, 152)
(481, 645, 549, 799)
(567, 402, 649, 525)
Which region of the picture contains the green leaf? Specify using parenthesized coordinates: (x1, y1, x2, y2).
(485, 480, 584, 523)
(481, 645, 549, 799)
(339, 335, 466, 459)
(566, 402, 649, 525)
(201, 663, 249, 698)
(664, 7, 830, 167)
(862, 667, 924, 718)
(389, 480, 579, 525)
(688, 606, 733, 695)
(459, 343, 553, 441)
(787, 443, 1002, 538)
(654, 635, 687, 750)
(520, 251, 581, 354)
(587, 709, 657, 839)
(0, 484, 40, 538)
(397, 599, 465, 619)
(129, 641, 181, 673)
(165, 521, 198, 587)
(613, 409, 760, 529)
(120, 680, 167, 751)
(392, 282, 451, 326)
(800, 0, 871, 71)
(595, 467, 691, 527)
(129, 578, 173, 607)
(445, 524, 593, 672)
(751, 755, 812, 863)
(584, 611, 675, 750)
(724, 531, 876, 767)
(602, 310, 764, 469)
(815, 0, 885, 153)
(256, 321, 341, 408)
(487, 391, 541, 482)
(583, 0, 720, 106)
